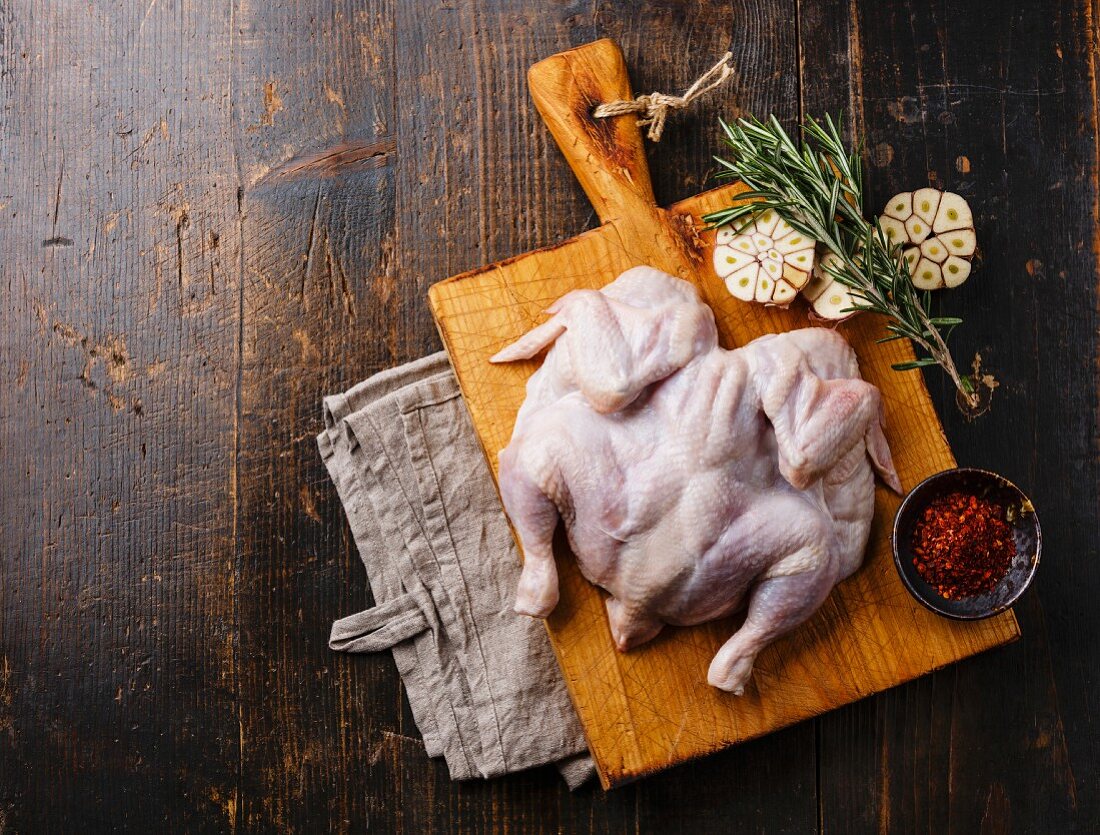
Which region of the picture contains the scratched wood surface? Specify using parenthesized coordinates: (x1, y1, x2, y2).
(429, 38, 1019, 788)
(0, 0, 1094, 831)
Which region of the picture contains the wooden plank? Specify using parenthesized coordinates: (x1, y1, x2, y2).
(230, 2, 398, 831)
(430, 38, 1019, 788)
(807, 0, 1096, 831)
(0, 2, 243, 830)
(796, 2, 895, 830)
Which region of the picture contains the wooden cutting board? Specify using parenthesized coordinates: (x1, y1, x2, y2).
(428, 38, 1019, 788)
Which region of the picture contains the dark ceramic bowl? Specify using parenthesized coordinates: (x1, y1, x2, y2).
(892, 468, 1041, 620)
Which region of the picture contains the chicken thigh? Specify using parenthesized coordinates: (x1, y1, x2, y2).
(492, 266, 901, 694)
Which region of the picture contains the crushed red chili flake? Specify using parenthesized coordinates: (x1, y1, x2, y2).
(911, 491, 1016, 599)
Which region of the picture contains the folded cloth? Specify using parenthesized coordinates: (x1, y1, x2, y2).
(318, 352, 594, 788)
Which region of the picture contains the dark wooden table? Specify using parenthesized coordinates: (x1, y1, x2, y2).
(1, 2, 1096, 832)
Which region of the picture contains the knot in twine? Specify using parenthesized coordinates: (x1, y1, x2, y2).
(593, 52, 734, 142)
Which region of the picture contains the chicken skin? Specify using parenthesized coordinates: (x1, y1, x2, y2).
(491, 266, 901, 694)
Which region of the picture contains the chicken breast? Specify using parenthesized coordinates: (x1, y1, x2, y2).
(491, 266, 901, 694)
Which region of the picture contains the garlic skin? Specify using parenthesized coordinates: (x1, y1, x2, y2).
(713, 210, 817, 306)
(877, 189, 976, 290)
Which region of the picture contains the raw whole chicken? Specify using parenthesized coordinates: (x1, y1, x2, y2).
(491, 266, 901, 694)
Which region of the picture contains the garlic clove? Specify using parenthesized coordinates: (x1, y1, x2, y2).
(804, 248, 859, 321)
(883, 191, 913, 221)
(919, 237, 949, 264)
(772, 229, 811, 254)
(716, 225, 737, 245)
(912, 187, 942, 225)
(712, 245, 756, 278)
(942, 255, 972, 288)
(754, 208, 781, 236)
(932, 191, 973, 233)
(902, 246, 921, 273)
(773, 217, 795, 239)
(772, 279, 798, 305)
(910, 257, 945, 290)
(811, 283, 858, 321)
(732, 234, 758, 255)
(761, 256, 783, 280)
(904, 214, 931, 244)
(754, 272, 775, 303)
(803, 250, 839, 301)
(876, 216, 908, 248)
(784, 249, 814, 280)
(752, 233, 774, 252)
(941, 228, 977, 258)
(726, 263, 760, 300)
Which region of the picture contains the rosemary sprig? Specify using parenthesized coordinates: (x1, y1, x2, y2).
(702, 113, 977, 407)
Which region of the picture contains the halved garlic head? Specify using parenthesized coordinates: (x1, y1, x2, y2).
(878, 189, 976, 289)
(805, 249, 859, 321)
(713, 210, 817, 306)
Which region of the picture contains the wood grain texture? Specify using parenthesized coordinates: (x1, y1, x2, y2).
(0, 0, 1095, 831)
(429, 37, 1019, 789)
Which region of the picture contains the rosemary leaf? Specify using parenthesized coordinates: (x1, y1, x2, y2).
(892, 359, 940, 371)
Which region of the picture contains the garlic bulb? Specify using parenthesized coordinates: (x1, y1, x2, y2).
(713, 209, 817, 306)
(878, 190, 976, 290)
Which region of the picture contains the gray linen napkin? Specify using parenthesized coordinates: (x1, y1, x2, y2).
(318, 352, 594, 788)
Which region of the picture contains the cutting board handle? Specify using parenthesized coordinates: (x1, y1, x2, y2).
(527, 39, 657, 225)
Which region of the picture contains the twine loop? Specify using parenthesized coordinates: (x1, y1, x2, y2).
(593, 52, 734, 141)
